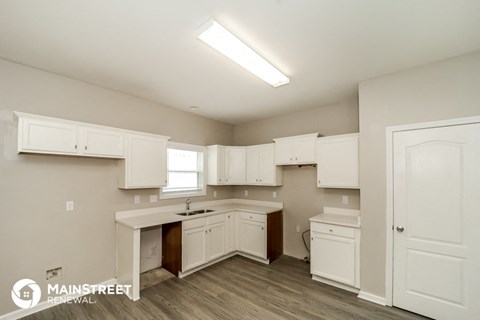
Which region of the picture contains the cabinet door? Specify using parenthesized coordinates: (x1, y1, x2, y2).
(20, 118, 78, 154)
(317, 134, 359, 188)
(274, 140, 293, 165)
(246, 147, 260, 184)
(293, 136, 316, 164)
(124, 134, 167, 188)
(274, 134, 317, 165)
(207, 145, 226, 185)
(206, 222, 226, 261)
(258, 144, 275, 185)
(310, 232, 355, 286)
(239, 219, 266, 258)
(183, 226, 207, 271)
(81, 126, 125, 158)
(225, 147, 246, 184)
(225, 213, 236, 253)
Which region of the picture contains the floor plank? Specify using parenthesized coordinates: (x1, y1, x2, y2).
(22, 256, 429, 320)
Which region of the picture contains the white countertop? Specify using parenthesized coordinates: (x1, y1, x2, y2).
(116, 199, 283, 229)
(309, 207, 361, 228)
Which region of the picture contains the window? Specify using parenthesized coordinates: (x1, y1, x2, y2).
(160, 142, 206, 199)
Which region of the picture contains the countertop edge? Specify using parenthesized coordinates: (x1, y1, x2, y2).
(116, 205, 283, 230)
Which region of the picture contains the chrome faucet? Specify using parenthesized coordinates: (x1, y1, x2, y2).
(185, 198, 192, 212)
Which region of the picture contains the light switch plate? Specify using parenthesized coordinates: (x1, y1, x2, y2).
(342, 195, 349, 205)
(244, 190, 248, 197)
(66, 201, 74, 211)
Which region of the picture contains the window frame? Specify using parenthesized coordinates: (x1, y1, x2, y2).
(159, 142, 207, 200)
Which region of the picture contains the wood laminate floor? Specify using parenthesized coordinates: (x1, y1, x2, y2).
(22, 256, 429, 320)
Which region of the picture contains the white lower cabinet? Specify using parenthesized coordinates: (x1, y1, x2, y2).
(225, 212, 236, 253)
(238, 212, 266, 259)
(182, 211, 272, 273)
(310, 222, 360, 289)
(206, 215, 226, 261)
(182, 219, 207, 272)
(183, 214, 228, 272)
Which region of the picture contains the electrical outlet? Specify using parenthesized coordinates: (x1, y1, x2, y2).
(273, 191, 277, 198)
(134, 195, 141, 204)
(149, 195, 158, 203)
(244, 190, 248, 197)
(150, 245, 157, 256)
(213, 191, 217, 197)
(66, 201, 74, 211)
(342, 195, 349, 205)
(46, 267, 62, 280)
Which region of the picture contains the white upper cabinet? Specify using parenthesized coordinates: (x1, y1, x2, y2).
(273, 133, 318, 165)
(224, 147, 246, 184)
(118, 133, 169, 189)
(316, 133, 359, 189)
(207, 145, 226, 185)
(18, 115, 79, 155)
(208, 145, 246, 185)
(246, 144, 282, 186)
(80, 126, 124, 158)
(16, 112, 125, 158)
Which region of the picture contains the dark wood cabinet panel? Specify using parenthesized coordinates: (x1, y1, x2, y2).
(267, 210, 283, 263)
(162, 222, 182, 276)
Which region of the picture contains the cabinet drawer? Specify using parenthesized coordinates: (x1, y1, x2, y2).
(240, 212, 266, 223)
(183, 217, 206, 230)
(311, 222, 354, 239)
(207, 214, 225, 225)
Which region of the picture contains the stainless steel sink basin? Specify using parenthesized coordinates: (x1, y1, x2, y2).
(176, 209, 215, 216)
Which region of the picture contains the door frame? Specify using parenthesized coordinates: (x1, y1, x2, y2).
(385, 115, 480, 306)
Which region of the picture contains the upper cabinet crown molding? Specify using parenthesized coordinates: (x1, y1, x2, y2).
(273, 133, 319, 165)
(316, 133, 359, 189)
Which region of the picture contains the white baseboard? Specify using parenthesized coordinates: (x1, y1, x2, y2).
(311, 275, 359, 294)
(179, 252, 237, 278)
(357, 290, 387, 306)
(0, 278, 118, 320)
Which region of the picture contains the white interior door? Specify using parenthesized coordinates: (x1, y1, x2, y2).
(393, 123, 480, 320)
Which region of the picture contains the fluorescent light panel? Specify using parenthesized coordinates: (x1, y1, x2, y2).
(197, 19, 289, 87)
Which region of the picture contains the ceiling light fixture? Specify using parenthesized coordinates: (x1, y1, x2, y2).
(197, 19, 290, 88)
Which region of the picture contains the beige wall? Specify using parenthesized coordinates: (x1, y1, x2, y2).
(233, 99, 360, 259)
(0, 59, 234, 315)
(358, 51, 480, 298)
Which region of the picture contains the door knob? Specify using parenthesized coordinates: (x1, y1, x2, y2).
(396, 226, 405, 232)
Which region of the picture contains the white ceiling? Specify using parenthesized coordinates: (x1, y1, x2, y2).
(1, 1, 479, 124)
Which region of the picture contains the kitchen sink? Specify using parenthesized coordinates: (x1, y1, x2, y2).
(176, 209, 215, 216)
